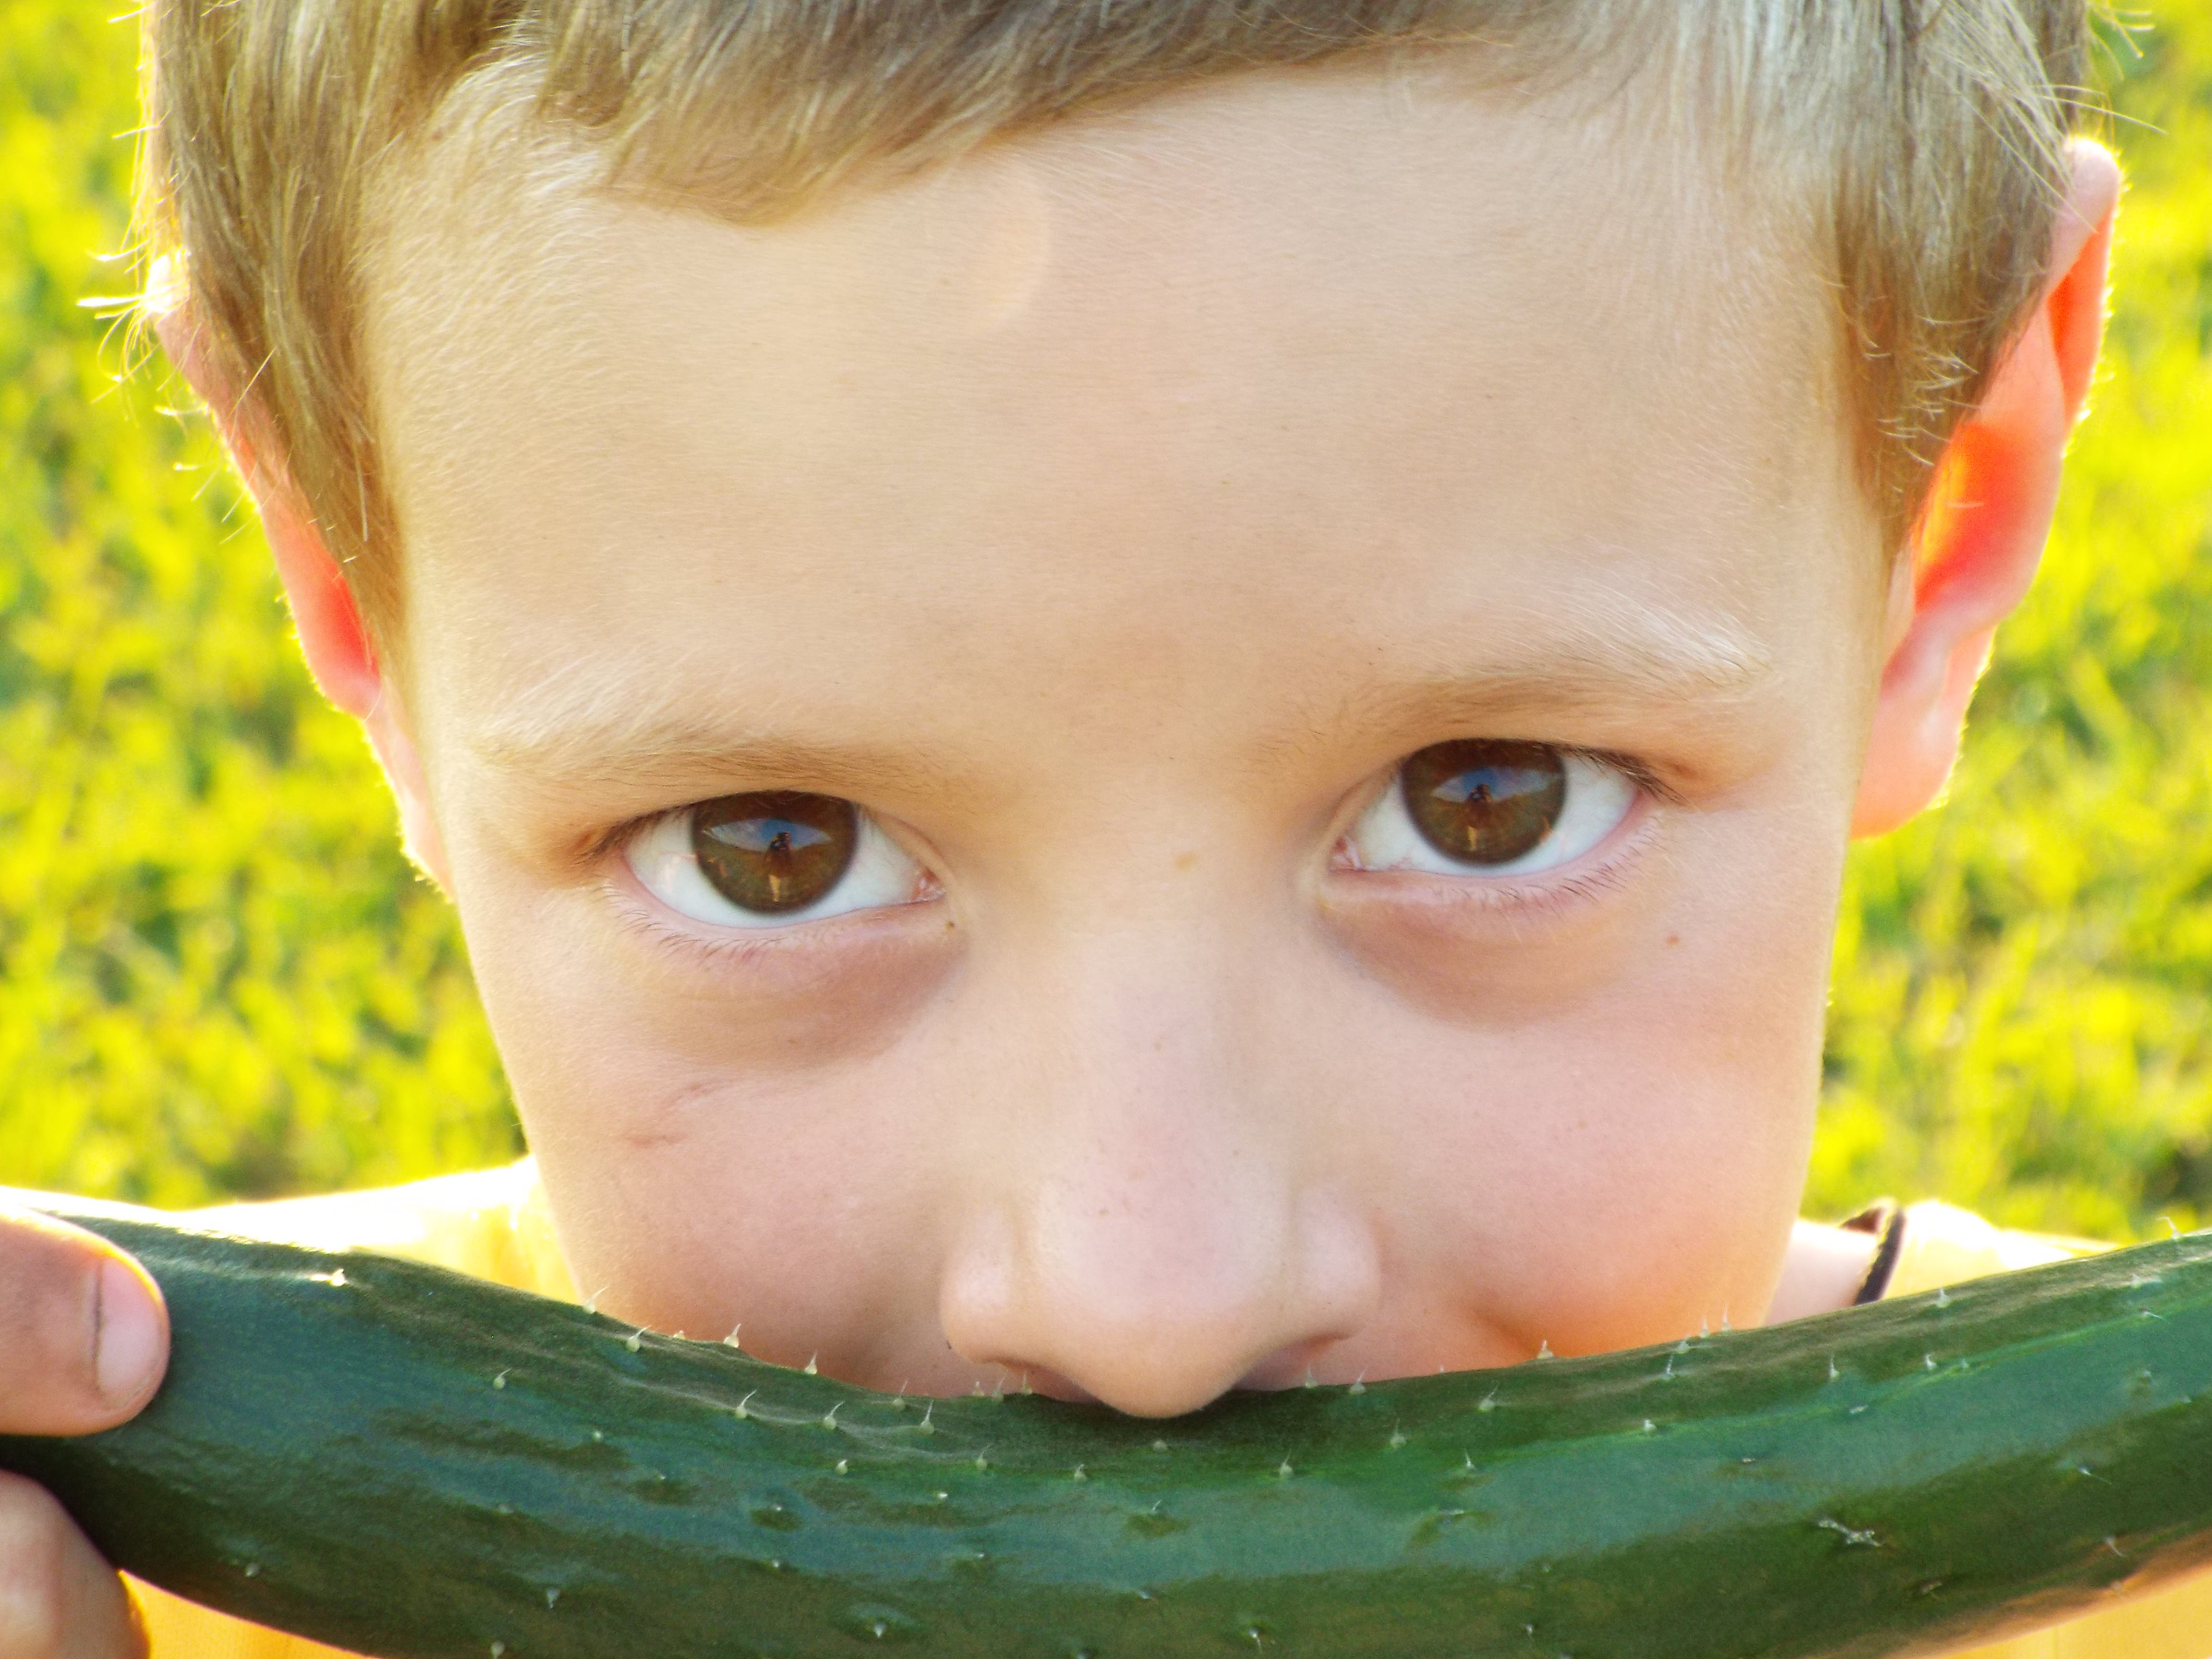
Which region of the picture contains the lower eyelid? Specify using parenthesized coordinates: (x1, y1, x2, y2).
(1338, 774, 1654, 885)
(1333, 809, 1660, 924)
(606, 870, 942, 971)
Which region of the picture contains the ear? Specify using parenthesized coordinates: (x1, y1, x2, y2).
(1851, 139, 2122, 839)
(153, 303, 456, 889)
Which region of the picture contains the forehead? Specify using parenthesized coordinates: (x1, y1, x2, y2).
(365, 61, 1873, 770)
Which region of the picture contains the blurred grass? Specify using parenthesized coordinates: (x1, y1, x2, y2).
(0, 0, 518, 1202)
(1808, 7, 2212, 1242)
(0, 5, 2206, 1233)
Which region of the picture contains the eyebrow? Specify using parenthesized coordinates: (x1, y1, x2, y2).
(467, 597, 1772, 791)
(1275, 598, 1776, 755)
(465, 672, 966, 799)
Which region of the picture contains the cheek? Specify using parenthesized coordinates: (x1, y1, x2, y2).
(1355, 1004, 1822, 1361)
(503, 1004, 998, 1388)
(446, 866, 967, 1369)
(457, 856, 960, 1093)
(523, 1066, 951, 1376)
(1340, 806, 1844, 1355)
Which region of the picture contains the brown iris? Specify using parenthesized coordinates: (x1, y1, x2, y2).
(1400, 739, 1566, 866)
(691, 792, 858, 914)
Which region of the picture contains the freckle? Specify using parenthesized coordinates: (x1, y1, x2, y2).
(1667, 934, 1681, 947)
(1174, 851, 1199, 872)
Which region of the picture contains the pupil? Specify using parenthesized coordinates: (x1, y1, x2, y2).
(691, 792, 858, 914)
(1400, 739, 1565, 866)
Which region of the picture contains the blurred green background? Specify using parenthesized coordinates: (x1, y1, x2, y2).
(1, 5, 2207, 1238)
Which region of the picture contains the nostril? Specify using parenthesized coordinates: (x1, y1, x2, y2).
(939, 1187, 1382, 1419)
(946, 1301, 1264, 1419)
(1233, 1335, 1356, 1394)
(1005, 1366, 1098, 1406)
(952, 1346, 1313, 1418)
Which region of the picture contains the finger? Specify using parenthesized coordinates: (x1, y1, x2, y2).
(0, 1209, 168, 1434)
(0, 1472, 147, 1658)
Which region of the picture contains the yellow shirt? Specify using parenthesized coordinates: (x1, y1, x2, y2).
(117, 1169, 2212, 1659)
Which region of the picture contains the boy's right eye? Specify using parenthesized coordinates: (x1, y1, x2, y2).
(625, 792, 929, 928)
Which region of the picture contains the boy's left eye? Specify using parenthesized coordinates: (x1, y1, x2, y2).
(1343, 739, 1639, 878)
(625, 791, 929, 928)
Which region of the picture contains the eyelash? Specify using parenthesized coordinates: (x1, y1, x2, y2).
(611, 798, 939, 948)
(1339, 810, 1663, 928)
(1334, 743, 1664, 883)
(607, 894, 838, 971)
(603, 859, 953, 987)
(600, 741, 1668, 954)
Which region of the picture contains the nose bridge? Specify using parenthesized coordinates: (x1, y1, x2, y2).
(938, 906, 1380, 1417)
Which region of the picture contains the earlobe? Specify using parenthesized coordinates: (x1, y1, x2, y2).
(258, 489, 385, 721)
(253, 475, 457, 887)
(1851, 139, 2120, 839)
(362, 692, 458, 892)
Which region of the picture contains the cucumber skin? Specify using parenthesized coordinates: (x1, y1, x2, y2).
(7, 1214, 2212, 1659)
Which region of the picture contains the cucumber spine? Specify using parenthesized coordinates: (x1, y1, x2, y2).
(7, 1205, 2212, 1658)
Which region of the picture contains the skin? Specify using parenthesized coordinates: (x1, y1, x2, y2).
(0, 60, 2117, 1655)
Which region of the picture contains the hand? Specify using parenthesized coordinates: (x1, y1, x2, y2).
(0, 1203, 168, 1657)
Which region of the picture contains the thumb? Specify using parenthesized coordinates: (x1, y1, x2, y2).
(0, 1206, 169, 1434)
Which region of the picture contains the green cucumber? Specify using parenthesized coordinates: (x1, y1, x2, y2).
(9, 1204, 2212, 1659)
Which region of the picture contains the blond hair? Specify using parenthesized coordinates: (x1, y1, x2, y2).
(138, 0, 2093, 650)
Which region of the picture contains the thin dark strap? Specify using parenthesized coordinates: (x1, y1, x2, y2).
(1844, 1201, 1907, 1305)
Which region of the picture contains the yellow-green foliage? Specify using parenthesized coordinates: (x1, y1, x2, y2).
(1808, 11, 2212, 1242)
(0, 5, 2206, 1234)
(0, 2, 517, 1202)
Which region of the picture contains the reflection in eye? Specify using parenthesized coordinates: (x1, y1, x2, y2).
(626, 791, 927, 927)
(1346, 740, 1637, 878)
(696, 792, 856, 913)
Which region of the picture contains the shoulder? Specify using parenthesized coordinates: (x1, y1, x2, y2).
(185, 1159, 535, 1248)
(7, 1159, 577, 1302)
(186, 1158, 575, 1299)
(1881, 1199, 2113, 1300)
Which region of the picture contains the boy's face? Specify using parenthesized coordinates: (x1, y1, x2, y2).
(368, 61, 1887, 1415)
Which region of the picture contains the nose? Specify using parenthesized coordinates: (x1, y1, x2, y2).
(936, 922, 1382, 1418)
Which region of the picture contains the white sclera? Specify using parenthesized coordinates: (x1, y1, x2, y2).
(627, 803, 927, 929)
(1346, 749, 1637, 878)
